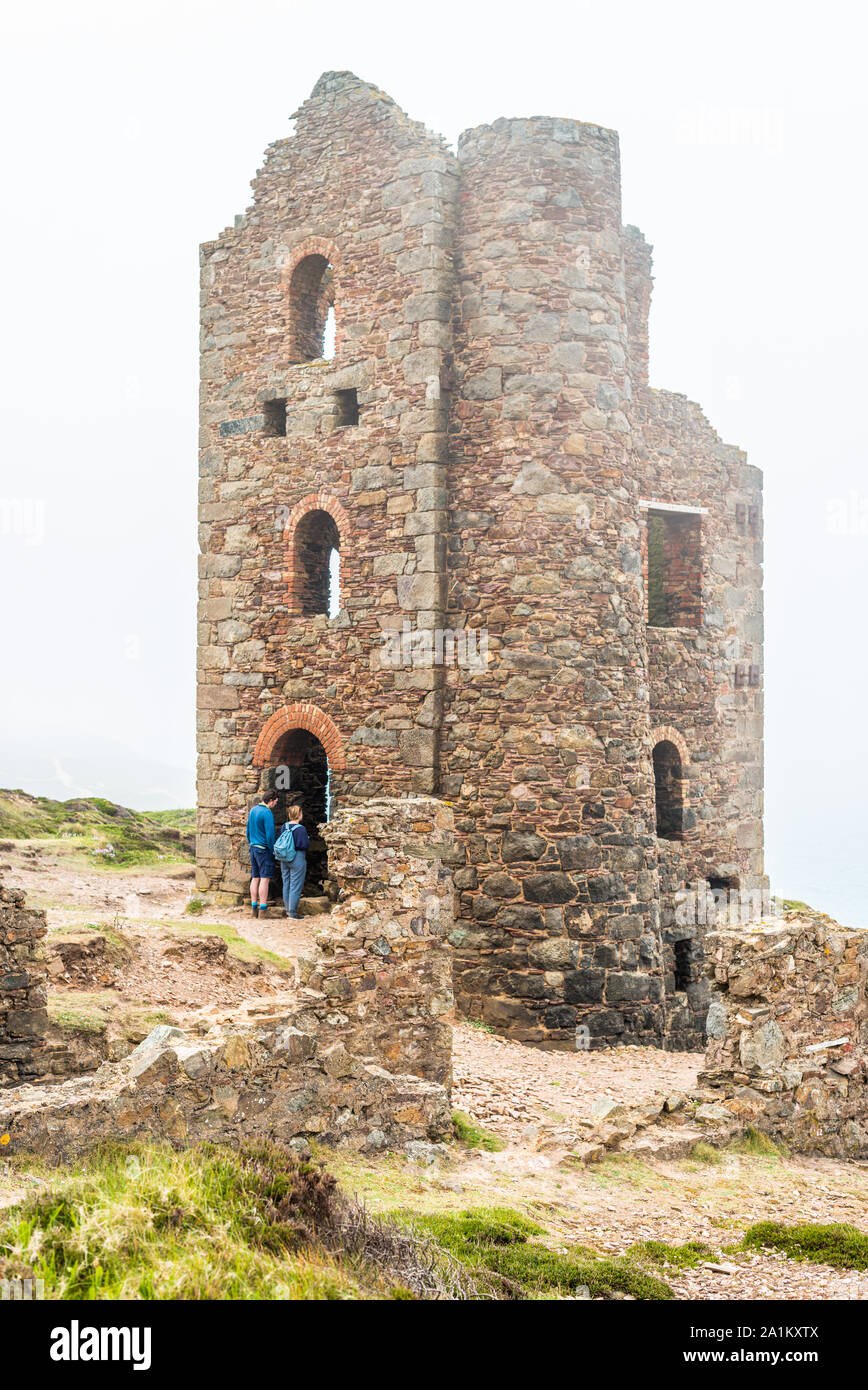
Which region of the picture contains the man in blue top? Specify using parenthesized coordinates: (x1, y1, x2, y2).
(246, 790, 278, 918)
(280, 801, 311, 919)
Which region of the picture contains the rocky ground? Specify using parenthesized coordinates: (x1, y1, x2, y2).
(2, 839, 868, 1299)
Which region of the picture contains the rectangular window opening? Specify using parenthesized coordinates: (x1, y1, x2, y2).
(262, 398, 287, 437)
(646, 509, 702, 628)
(334, 388, 359, 428)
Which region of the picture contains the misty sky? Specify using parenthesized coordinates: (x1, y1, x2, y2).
(1, 0, 865, 922)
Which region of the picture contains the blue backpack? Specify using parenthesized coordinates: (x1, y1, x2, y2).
(274, 823, 297, 864)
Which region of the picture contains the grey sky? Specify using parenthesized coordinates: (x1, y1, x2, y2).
(1, 0, 865, 920)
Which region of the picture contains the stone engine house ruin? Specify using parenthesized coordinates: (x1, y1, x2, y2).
(196, 72, 764, 1052)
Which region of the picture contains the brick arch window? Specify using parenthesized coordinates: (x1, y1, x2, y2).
(286, 238, 341, 364)
(285, 492, 350, 618)
(652, 739, 685, 841)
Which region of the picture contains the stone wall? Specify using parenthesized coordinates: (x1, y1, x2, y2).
(699, 917, 868, 1156)
(312, 796, 454, 1085)
(0, 879, 47, 1085)
(0, 799, 454, 1162)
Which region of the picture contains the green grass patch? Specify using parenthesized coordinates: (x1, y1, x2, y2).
(690, 1142, 723, 1165)
(731, 1125, 785, 1158)
(184, 899, 205, 916)
(402, 1207, 674, 1299)
(47, 991, 117, 1035)
(628, 1239, 715, 1270)
(0, 1142, 423, 1300)
(740, 1221, 868, 1270)
(162, 918, 294, 972)
(452, 1111, 506, 1153)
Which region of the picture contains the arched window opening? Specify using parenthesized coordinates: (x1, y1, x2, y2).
(294, 509, 340, 617)
(262, 727, 330, 899)
(653, 739, 684, 840)
(288, 254, 335, 363)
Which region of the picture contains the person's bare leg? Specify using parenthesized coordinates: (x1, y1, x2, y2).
(259, 877, 270, 905)
(250, 877, 260, 905)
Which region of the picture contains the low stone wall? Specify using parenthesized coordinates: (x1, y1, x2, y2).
(699, 917, 868, 1156)
(0, 798, 455, 1162)
(313, 796, 454, 1086)
(0, 880, 47, 1085)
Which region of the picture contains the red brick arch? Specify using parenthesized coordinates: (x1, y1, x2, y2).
(650, 724, 690, 771)
(282, 236, 342, 280)
(650, 724, 692, 826)
(253, 703, 347, 771)
(284, 491, 350, 609)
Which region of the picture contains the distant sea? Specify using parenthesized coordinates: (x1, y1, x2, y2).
(766, 830, 868, 929)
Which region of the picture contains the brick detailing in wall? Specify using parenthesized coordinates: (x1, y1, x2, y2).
(0, 798, 454, 1160)
(699, 918, 868, 1157)
(196, 71, 765, 1047)
(0, 879, 47, 1086)
(253, 702, 347, 772)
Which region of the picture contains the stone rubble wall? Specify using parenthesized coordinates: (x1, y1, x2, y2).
(699, 917, 868, 1156)
(0, 799, 454, 1162)
(0, 880, 47, 1085)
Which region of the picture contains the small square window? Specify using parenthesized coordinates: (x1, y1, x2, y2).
(262, 398, 287, 437)
(335, 388, 359, 428)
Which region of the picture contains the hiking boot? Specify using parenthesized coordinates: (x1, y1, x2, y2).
(250, 902, 259, 917)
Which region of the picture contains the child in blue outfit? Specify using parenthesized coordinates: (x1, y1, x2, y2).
(246, 791, 278, 918)
(280, 802, 311, 918)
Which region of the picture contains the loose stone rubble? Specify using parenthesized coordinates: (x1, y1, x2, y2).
(0, 798, 453, 1161)
(699, 916, 868, 1156)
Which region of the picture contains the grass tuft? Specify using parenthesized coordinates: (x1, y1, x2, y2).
(628, 1239, 715, 1270)
(690, 1142, 723, 1165)
(452, 1111, 506, 1153)
(402, 1207, 674, 1300)
(731, 1125, 785, 1158)
(740, 1221, 868, 1270)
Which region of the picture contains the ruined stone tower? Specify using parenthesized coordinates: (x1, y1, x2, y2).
(197, 72, 764, 1050)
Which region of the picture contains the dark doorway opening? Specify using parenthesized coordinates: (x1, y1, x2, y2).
(673, 938, 692, 993)
(263, 728, 330, 902)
